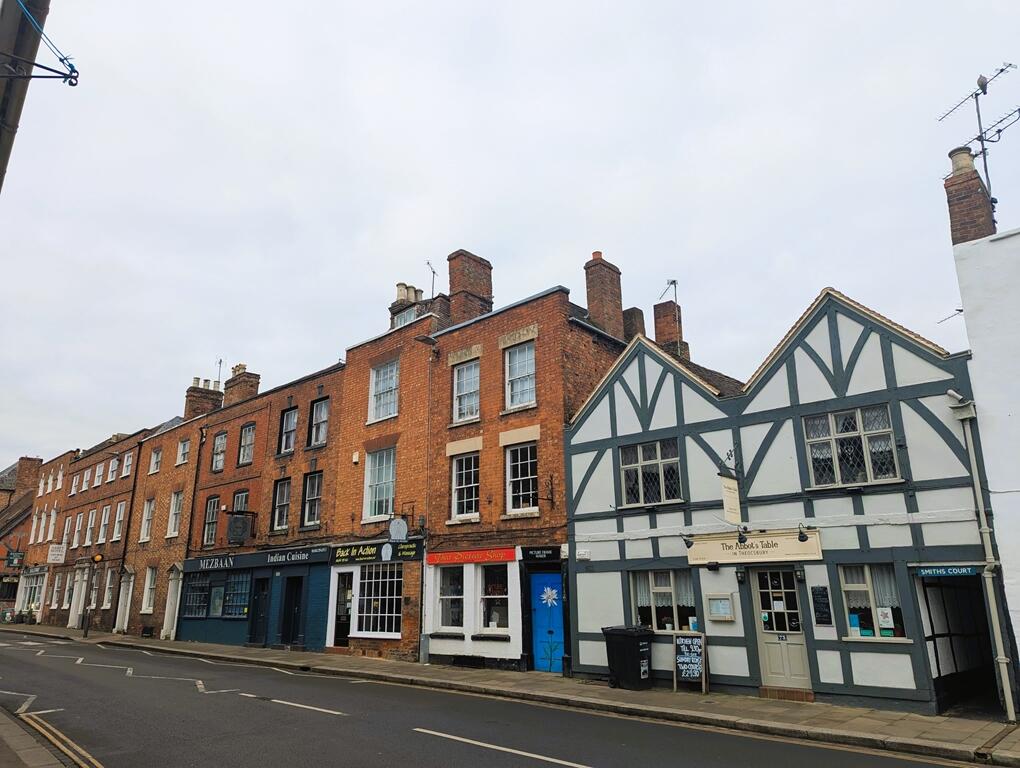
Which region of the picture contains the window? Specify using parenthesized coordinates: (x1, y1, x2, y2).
(506, 443, 539, 513)
(279, 408, 298, 453)
(203, 496, 219, 546)
(620, 439, 682, 506)
(393, 306, 416, 328)
(451, 453, 480, 518)
(56, 466, 63, 489)
(453, 360, 480, 422)
(50, 574, 62, 608)
(238, 424, 255, 465)
(272, 479, 291, 531)
(46, 472, 53, 493)
(98, 505, 110, 543)
(182, 574, 210, 618)
(112, 501, 125, 540)
(438, 566, 464, 628)
(167, 491, 183, 537)
(357, 563, 402, 635)
(481, 565, 509, 630)
(756, 569, 802, 633)
(804, 405, 898, 487)
(28, 512, 37, 544)
(505, 341, 536, 408)
(122, 451, 133, 477)
(84, 509, 96, 546)
(141, 567, 157, 613)
(148, 449, 162, 475)
(95, 462, 104, 484)
(107, 457, 118, 481)
(38, 476, 44, 496)
(82, 468, 91, 490)
(364, 448, 395, 519)
(303, 472, 323, 527)
(223, 572, 250, 617)
(62, 516, 71, 545)
(308, 398, 330, 447)
(62, 575, 72, 608)
(233, 489, 249, 513)
(176, 439, 190, 465)
(89, 569, 100, 609)
(632, 570, 697, 632)
(839, 564, 905, 639)
(211, 432, 227, 471)
(70, 474, 79, 495)
(140, 499, 155, 542)
(102, 569, 115, 609)
(369, 360, 400, 421)
(72, 512, 83, 547)
(47, 509, 56, 541)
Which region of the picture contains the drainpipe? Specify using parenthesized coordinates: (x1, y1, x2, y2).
(948, 391, 1016, 722)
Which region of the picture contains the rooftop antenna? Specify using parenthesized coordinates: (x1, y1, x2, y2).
(938, 62, 1017, 207)
(216, 358, 223, 384)
(658, 278, 679, 347)
(425, 260, 437, 299)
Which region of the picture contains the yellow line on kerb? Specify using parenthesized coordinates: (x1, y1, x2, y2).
(20, 712, 104, 768)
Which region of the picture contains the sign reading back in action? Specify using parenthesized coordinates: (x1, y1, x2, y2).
(426, 547, 516, 566)
(686, 530, 822, 566)
(916, 565, 980, 578)
(46, 544, 66, 564)
(333, 540, 423, 565)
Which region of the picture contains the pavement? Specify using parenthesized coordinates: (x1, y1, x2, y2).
(1, 623, 1018, 766)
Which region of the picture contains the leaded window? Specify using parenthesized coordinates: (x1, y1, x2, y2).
(452, 453, 480, 518)
(804, 405, 898, 487)
(620, 439, 682, 505)
(357, 563, 402, 635)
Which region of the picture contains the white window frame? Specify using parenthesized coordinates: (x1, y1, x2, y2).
(84, 508, 96, 546)
(95, 462, 104, 484)
(37, 476, 44, 496)
(303, 472, 322, 527)
(72, 512, 83, 547)
(504, 341, 536, 409)
(630, 570, 696, 633)
(167, 491, 183, 537)
(393, 306, 416, 328)
(89, 569, 99, 609)
(838, 564, 905, 641)
(47, 508, 57, 541)
(62, 515, 71, 545)
(102, 568, 115, 609)
(272, 480, 290, 531)
(478, 563, 510, 633)
(107, 457, 118, 481)
(310, 399, 329, 446)
(363, 448, 395, 520)
(203, 496, 219, 545)
(141, 567, 157, 614)
(46, 472, 53, 493)
(211, 432, 227, 471)
(451, 452, 480, 519)
(351, 562, 404, 639)
(176, 439, 190, 466)
(505, 443, 539, 514)
(121, 451, 133, 477)
(97, 505, 110, 544)
(112, 501, 125, 541)
(369, 360, 400, 422)
(56, 466, 63, 489)
(238, 424, 255, 465)
(70, 474, 79, 495)
(279, 409, 298, 454)
(140, 499, 155, 542)
(437, 565, 465, 631)
(452, 359, 480, 423)
(619, 439, 683, 507)
(149, 448, 162, 475)
(50, 573, 62, 608)
(803, 405, 900, 488)
(82, 468, 91, 490)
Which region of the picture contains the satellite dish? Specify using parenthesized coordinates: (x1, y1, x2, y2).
(388, 517, 408, 542)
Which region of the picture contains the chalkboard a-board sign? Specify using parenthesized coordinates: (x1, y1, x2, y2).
(811, 585, 833, 626)
(673, 632, 708, 693)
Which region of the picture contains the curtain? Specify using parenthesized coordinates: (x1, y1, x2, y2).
(871, 564, 899, 607)
(634, 573, 651, 608)
(675, 569, 695, 607)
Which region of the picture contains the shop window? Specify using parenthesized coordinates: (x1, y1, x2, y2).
(451, 453, 480, 518)
(208, 585, 225, 617)
(438, 566, 464, 628)
(839, 564, 904, 639)
(620, 440, 682, 506)
(357, 563, 403, 636)
(632, 570, 696, 632)
(223, 572, 251, 617)
(804, 405, 898, 487)
(182, 574, 210, 617)
(481, 564, 509, 630)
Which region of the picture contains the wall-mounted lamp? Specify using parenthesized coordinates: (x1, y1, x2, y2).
(736, 525, 749, 545)
(735, 566, 747, 584)
(794, 564, 806, 583)
(798, 523, 809, 543)
(681, 534, 694, 549)
(706, 561, 720, 572)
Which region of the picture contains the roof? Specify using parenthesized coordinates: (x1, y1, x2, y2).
(681, 358, 745, 397)
(433, 286, 570, 338)
(0, 491, 33, 538)
(0, 462, 17, 492)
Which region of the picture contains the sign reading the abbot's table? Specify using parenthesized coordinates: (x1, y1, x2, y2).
(686, 530, 822, 565)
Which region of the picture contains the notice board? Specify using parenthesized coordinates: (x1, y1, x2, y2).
(673, 631, 707, 693)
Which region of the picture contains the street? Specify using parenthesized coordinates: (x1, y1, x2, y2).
(0, 633, 962, 768)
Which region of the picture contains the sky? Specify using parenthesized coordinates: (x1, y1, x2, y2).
(2, 2, 1019, 464)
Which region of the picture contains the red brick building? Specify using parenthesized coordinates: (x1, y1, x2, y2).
(0, 457, 43, 616)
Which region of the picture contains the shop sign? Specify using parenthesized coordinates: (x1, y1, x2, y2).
(916, 565, 979, 578)
(1, 576, 18, 584)
(720, 472, 741, 525)
(426, 547, 516, 565)
(810, 585, 832, 626)
(333, 540, 423, 565)
(184, 544, 331, 573)
(47, 544, 66, 564)
(521, 546, 560, 563)
(686, 530, 822, 565)
(24, 565, 48, 576)
(5, 551, 24, 568)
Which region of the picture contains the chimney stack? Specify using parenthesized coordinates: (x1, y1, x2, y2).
(623, 307, 646, 342)
(945, 146, 997, 245)
(14, 457, 42, 499)
(223, 363, 261, 407)
(584, 251, 624, 340)
(653, 300, 690, 361)
(184, 377, 224, 419)
(448, 249, 493, 324)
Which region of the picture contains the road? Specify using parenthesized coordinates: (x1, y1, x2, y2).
(0, 632, 961, 768)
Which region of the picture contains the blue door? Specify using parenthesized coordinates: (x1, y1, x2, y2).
(529, 572, 564, 673)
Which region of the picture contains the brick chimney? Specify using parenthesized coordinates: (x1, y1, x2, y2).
(623, 307, 645, 342)
(448, 250, 493, 325)
(14, 457, 42, 499)
(184, 377, 224, 419)
(945, 146, 997, 245)
(653, 300, 690, 361)
(584, 251, 624, 339)
(223, 363, 261, 407)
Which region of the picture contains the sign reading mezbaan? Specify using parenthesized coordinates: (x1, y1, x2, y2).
(686, 530, 823, 565)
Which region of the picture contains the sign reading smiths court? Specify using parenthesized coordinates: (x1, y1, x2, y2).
(686, 530, 822, 566)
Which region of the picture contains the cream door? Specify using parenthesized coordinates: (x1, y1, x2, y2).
(752, 568, 812, 690)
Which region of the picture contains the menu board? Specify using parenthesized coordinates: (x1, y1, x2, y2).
(811, 585, 833, 627)
(674, 632, 707, 692)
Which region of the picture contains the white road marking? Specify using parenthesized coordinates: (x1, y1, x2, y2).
(0, 690, 38, 714)
(269, 698, 346, 716)
(0, 642, 10, 647)
(26, 708, 64, 716)
(413, 728, 592, 768)
(238, 693, 257, 698)
(17, 641, 45, 646)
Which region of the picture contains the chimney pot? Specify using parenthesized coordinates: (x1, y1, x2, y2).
(405, 284, 416, 302)
(231, 363, 246, 377)
(213, 380, 220, 391)
(396, 282, 407, 300)
(584, 250, 624, 340)
(202, 379, 211, 389)
(415, 288, 424, 302)
(592, 250, 602, 260)
(192, 377, 200, 386)
(949, 146, 976, 175)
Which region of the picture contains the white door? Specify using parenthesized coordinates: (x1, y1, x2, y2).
(67, 570, 87, 629)
(752, 568, 812, 690)
(161, 567, 182, 640)
(115, 573, 134, 633)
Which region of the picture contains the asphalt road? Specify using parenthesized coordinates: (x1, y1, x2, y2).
(0, 633, 959, 768)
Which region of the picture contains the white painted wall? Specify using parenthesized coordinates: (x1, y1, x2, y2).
(955, 227, 1020, 636)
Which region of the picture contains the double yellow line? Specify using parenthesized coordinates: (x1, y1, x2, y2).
(19, 712, 104, 768)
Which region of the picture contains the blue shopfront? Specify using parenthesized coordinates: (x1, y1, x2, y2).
(177, 544, 331, 651)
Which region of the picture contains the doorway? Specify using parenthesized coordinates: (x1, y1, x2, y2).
(333, 571, 354, 647)
(281, 576, 304, 645)
(751, 568, 811, 690)
(114, 572, 134, 633)
(528, 572, 564, 672)
(161, 567, 182, 640)
(249, 577, 270, 646)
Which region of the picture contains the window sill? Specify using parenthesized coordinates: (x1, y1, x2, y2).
(500, 403, 537, 417)
(430, 631, 465, 640)
(165, 532, 179, 539)
(362, 516, 390, 525)
(840, 636, 913, 645)
(175, 461, 188, 467)
(138, 538, 151, 544)
(349, 632, 401, 640)
(501, 509, 539, 520)
(140, 609, 153, 615)
(298, 523, 321, 532)
(210, 468, 224, 475)
(449, 417, 481, 429)
(304, 443, 327, 453)
(148, 471, 160, 476)
(237, 461, 253, 468)
(806, 478, 905, 493)
(274, 451, 295, 461)
(268, 529, 289, 537)
(470, 633, 511, 642)
(447, 515, 480, 526)
(617, 500, 685, 511)
(366, 414, 398, 427)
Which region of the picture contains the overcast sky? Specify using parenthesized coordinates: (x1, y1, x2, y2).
(2, 2, 1018, 464)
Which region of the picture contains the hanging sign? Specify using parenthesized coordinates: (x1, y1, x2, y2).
(673, 632, 708, 694)
(686, 530, 822, 565)
(720, 472, 741, 525)
(46, 544, 66, 564)
(226, 515, 251, 546)
(5, 551, 24, 568)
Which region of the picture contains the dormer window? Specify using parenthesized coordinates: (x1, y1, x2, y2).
(393, 306, 417, 328)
